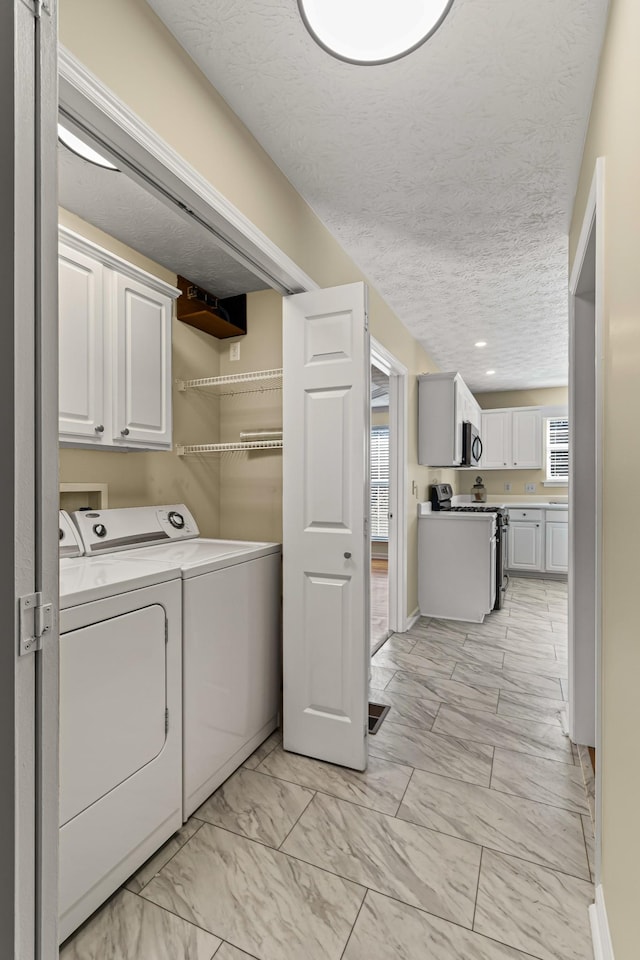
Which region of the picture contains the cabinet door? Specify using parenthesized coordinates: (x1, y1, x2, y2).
(58, 245, 105, 441)
(112, 272, 172, 448)
(512, 409, 542, 468)
(481, 411, 511, 469)
(508, 521, 543, 571)
(545, 522, 568, 573)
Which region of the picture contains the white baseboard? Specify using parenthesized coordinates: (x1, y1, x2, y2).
(590, 885, 614, 960)
(405, 608, 420, 631)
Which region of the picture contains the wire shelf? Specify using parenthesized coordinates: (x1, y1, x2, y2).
(176, 439, 283, 456)
(176, 368, 283, 396)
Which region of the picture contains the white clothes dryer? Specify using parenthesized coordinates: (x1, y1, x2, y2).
(72, 505, 281, 819)
(58, 513, 182, 941)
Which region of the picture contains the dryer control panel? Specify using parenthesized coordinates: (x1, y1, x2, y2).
(72, 504, 199, 555)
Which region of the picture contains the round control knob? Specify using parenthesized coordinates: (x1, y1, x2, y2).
(168, 511, 185, 530)
(93, 523, 107, 538)
(59, 528, 64, 541)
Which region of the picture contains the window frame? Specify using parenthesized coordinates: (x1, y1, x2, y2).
(370, 424, 390, 541)
(544, 415, 569, 485)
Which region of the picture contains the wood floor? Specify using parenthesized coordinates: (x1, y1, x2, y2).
(371, 558, 389, 653)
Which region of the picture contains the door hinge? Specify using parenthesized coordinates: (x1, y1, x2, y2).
(165, 708, 169, 733)
(364, 311, 369, 332)
(19, 592, 53, 656)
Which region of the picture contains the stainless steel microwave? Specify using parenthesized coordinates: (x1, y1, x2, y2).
(462, 421, 483, 466)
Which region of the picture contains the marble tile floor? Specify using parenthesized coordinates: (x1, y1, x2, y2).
(61, 577, 594, 960)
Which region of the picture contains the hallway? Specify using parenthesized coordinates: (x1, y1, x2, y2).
(61, 578, 594, 960)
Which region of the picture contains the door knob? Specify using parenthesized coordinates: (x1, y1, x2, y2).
(344, 552, 352, 559)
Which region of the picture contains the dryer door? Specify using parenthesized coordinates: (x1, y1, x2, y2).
(59, 604, 167, 826)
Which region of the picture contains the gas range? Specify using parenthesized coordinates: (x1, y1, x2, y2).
(451, 504, 508, 525)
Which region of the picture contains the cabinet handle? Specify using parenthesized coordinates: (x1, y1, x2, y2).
(121, 428, 130, 437)
(536, 523, 540, 527)
(514, 462, 517, 466)
(344, 552, 352, 559)
(94, 424, 104, 433)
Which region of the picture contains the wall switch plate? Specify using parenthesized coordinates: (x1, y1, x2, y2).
(504, 482, 512, 492)
(229, 342, 240, 361)
(525, 482, 536, 493)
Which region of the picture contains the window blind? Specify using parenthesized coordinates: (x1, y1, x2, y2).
(371, 426, 390, 540)
(546, 417, 569, 481)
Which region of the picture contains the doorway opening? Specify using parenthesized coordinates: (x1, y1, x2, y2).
(370, 339, 408, 655)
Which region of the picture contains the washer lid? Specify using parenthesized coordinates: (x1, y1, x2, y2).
(119, 538, 281, 577)
(59, 555, 181, 609)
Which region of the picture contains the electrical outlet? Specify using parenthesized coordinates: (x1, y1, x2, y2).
(525, 482, 536, 493)
(229, 342, 240, 362)
(504, 482, 512, 492)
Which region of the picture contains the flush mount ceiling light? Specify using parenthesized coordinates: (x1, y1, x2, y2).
(475, 341, 487, 348)
(486, 370, 496, 376)
(58, 123, 119, 171)
(297, 0, 454, 65)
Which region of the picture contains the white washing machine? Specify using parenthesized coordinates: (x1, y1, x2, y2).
(71, 505, 282, 819)
(58, 512, 182, 942)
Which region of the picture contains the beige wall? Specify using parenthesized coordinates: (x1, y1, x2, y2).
(59, 0, 448, 617)
(455, 387, 568, 499)
(569, 0, 640, 953)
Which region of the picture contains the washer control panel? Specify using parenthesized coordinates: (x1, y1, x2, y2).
(59, 510, 84, 559)
(71, 504, 199, 555)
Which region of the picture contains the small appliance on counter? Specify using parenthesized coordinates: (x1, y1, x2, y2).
(472, 476, 487, 502)
(429, 482, 453, 511)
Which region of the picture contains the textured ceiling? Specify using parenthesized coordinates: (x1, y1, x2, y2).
(147, 0, 608, 391)
(58, 144, 268, 299)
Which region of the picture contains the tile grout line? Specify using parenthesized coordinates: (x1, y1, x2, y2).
(126, 819, 205, 895)
(392, 765, 416, 817)
(277, 789, 318, 851)
(471, 845, 484, 931)
(337, 886, 369, 960)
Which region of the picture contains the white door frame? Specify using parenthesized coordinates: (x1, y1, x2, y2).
(2, 2, 59, 957)
(370, 338, 408, 634)
(568, 158, 604, 886)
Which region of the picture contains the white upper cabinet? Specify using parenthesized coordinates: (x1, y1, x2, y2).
(59, 244, 105, 442)
(59, 229, 179, 451)
(512, 409, 543, 469)
(112, 273, 172, 448)
(418, 371, 481, 467)
(480, 407, 543, 470)
(480, 410, 511, 469)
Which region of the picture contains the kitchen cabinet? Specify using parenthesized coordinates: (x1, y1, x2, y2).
(418, 371, 481, 467)
(480, 407, 542, 470)
(545, 511, 569, 573)
(507, 509, 543, 572)
(59, 229, 179, 451)
(506, 507, 568, 575)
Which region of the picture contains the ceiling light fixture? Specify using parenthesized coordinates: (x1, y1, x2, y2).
(486, 370, 496, 376)
(58, 123, 119, 171)
(475, 341, 487, 348)
(297, 0, 454, 65)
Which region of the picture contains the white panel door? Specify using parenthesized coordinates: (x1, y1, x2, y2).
(545, 522, 569, 573)
(512, 409, 542, 468)
(481, 411, 511, 468)
(508, 521, 543, 571)
(113, 272, 172, 448)
(58, 245, 105, 441)
(283, 282, 370, 770)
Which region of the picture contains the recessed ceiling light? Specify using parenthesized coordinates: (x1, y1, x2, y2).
(486, 370, 496, 376)
(297, 0, 454, 65)
(58, 123, 119, 171)
(475, 341, 487, 348)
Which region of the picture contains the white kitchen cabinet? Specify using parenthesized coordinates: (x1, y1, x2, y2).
(480, 407, 542, 469)
(480, 410, 511, 468)
(545, 520, 569, 573)
(59, 228, 179, 451)
(418, 371, 481, 467)
(508, 517, 543, 572)
(512, 409, 543, 468)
